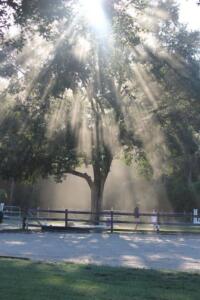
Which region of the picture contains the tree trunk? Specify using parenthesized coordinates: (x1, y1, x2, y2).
(68, 169, 108, 224)
(90, 180, 105, 224)
(9, 178, 15, 204)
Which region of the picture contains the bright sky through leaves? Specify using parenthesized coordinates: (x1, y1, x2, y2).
(178, 0, 200, 30)
(79, 0, 108, 31)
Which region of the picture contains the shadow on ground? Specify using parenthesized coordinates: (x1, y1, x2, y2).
(0, 258, 200, 300)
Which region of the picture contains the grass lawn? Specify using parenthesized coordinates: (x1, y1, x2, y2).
(0, 259, 200, 300)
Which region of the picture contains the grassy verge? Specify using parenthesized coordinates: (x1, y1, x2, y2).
(0, 259, 200, 300)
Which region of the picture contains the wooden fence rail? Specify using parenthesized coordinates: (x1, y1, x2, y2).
(21, 208, 200, 233)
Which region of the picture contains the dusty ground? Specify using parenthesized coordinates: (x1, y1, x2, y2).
(0, 232, 200, 271)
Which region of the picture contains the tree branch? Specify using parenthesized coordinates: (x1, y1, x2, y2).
(67, 170, 93, 188)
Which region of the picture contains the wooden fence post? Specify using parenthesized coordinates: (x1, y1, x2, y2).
(65, 209, 68, 228)
(22, 216, 27, 230)
(157, 211, 160, 232)
(110, 209, 114, 233)
(37, 207, 40, 218)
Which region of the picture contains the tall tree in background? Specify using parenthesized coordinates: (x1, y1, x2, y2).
(140, 0, 200, 210)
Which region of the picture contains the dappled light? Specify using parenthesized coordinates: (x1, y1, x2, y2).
(1, 232, 200, 271)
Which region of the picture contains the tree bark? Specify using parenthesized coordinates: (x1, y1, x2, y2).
(67, 170, 93, 188)
(9, 178, 15, 204)
(67, 164, 110, 225)
(90, 178, 105, 224)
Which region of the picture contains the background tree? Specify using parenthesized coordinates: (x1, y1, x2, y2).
(139, 0, 200, 210)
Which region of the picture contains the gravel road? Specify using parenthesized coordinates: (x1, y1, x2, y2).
(0, 232, 200, 271)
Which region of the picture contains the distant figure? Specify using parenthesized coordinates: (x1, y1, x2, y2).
(151, 209, 160, 232)
(134, 206, 140, 230)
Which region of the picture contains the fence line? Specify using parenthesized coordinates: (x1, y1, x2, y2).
(22, 208, 200, 233)
(3, 205, 21, 219)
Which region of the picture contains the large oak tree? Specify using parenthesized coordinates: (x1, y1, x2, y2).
(0, 0, 200, 216)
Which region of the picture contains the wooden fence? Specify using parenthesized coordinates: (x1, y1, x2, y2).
(3, 205, 21, 219)
(22, 208, 200, 233)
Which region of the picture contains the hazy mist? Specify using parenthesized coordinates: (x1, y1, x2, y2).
(39, 160, 171, 212)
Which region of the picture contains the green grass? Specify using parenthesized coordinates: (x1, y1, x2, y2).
(0, 259, 200, 300)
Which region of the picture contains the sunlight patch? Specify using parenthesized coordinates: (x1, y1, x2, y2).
(79, 0, 108, 32)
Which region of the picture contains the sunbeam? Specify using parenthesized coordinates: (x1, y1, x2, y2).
(79, 0, 109, 32)
(1, 0, 199, 216)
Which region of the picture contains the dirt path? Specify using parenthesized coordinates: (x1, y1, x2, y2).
(0, 232, 200, 271)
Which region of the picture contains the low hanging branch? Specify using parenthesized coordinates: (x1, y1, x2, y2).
(67, 170, 93, 188)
